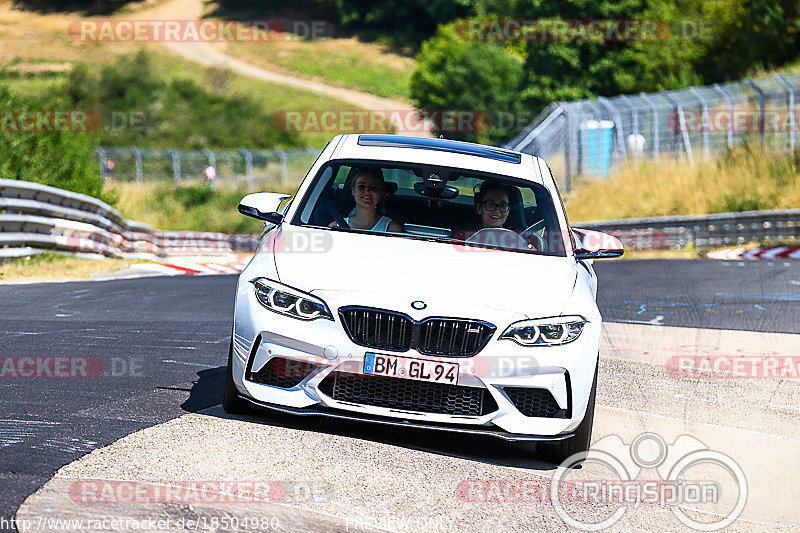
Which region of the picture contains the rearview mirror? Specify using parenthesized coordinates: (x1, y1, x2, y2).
(572, 228, 624, 260)
(238, 192, 291, 224)
(413, 182, 459, 199)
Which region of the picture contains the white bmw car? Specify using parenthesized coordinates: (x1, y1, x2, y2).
(223, 134, 622, 462)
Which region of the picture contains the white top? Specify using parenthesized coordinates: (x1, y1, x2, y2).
(346, 215, 392, 232)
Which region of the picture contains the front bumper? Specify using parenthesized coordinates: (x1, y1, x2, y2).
(240, 398, 575, 443)
(232, 284, 601, 438)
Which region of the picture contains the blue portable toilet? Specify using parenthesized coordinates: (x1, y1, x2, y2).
(580, 120, 614, 178)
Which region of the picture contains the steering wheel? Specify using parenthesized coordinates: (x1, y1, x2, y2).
(520, 220, 547, 251)
(325, 201, 350, 229)
(466, 227, 530, 251)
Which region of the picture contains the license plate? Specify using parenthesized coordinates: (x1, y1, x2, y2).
(363, 352, 459, 385)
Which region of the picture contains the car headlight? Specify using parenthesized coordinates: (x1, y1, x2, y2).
(251, 278, 333, 321)
(499, 316, 586, 346)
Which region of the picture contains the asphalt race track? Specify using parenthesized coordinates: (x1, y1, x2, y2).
(0, 276, 234, 529)
(595, 259, 800, 333)
(2, 259, 799, 531)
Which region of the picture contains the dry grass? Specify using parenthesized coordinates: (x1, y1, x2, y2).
(619, 249, 701, 261)
(106, 180, 290, 233)
(0, 252, 135, 283)
(0, 0, 148, 65)
(565, 147, 800, 222)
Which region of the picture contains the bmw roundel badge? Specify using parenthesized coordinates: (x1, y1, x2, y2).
(411, 300, 427, 310)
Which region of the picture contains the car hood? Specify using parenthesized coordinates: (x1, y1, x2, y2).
(271, 226, 577, 319)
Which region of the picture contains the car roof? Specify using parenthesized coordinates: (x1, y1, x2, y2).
(330, 134, 546, 185)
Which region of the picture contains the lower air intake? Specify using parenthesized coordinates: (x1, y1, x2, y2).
(249, 357, 320, 389)
(503, 387, 567, 418)
(318, 371, 498, 416)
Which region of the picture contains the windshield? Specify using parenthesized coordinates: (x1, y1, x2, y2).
(292, 160, 567, 256)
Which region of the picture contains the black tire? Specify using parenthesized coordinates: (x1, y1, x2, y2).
(222, 339, 252, 415)
(540, 360, 598, 466)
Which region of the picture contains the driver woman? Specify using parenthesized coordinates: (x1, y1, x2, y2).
(331, 168, 402, 233)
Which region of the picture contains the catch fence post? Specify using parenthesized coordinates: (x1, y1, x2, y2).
(639, 92, 659, 156)
(775, 74, 797, 151)
(133, 147, 143, 183)
(96, 147, 107, 177)
(277, 149, 289, 186)
(203, 148, 217, 188)
(664, 91, 693, 162)
(557, 104, 572, 191)
(689, 87, 711, 160)
(170, 150, 181, 185)
(713, 84, 734, 150)
(240, 148, 253, 189)
(744, 78, 765, 147)
(598, 97, 627, 160)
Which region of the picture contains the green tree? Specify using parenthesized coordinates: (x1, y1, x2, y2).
(410, 22, 524, 143)
(0, 87, 104, 198)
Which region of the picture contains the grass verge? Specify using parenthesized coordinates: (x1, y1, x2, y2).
(619, 249, 701, 261)
(106, 181, 290, 233)
(0, 251, 135, 283)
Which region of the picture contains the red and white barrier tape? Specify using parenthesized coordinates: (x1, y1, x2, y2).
(708, 246, 800, 260)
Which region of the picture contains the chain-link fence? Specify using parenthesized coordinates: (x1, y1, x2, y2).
(96, 146, 321, 189)
(505, 72, 800, 191)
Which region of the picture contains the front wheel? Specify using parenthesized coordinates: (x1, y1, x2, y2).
(540, 361, 598, 466)
(222, 339, 252, 415)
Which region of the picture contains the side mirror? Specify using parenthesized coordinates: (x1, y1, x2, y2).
(572, 228, 624, 260)
(238, 193, 291, 224)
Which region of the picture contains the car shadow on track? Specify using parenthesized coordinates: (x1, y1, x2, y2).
(183, 366, 558, 472)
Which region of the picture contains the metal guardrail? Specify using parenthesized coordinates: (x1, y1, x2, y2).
(3, 179, 799, 260)
(0, 179, 258, 260)
(578, 209, 800, 250)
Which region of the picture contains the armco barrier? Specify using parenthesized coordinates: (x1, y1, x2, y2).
(3, 179, 799, 258)
(0, 179, 258, 259)
(578, 209, 800, 250)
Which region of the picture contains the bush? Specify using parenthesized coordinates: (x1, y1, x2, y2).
(410, 22, 523, 144)
(0, 86, 105, 199)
